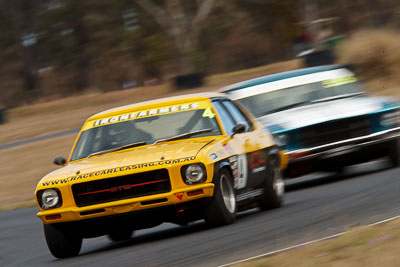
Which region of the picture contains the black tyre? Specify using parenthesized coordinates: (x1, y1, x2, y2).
(389, 139, 400, 167)
(327, 164, 345, 175)
(43, 223, 82, 258)
(259, 156, 285, 210)
(204, 168, 236, 225)
(108, 230, 133, 242)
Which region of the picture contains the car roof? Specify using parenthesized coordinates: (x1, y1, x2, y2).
(88, 92, 227, 121)
(222, 65, 346, 92)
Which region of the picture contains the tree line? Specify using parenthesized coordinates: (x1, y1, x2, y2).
(0, 0, 398, 107)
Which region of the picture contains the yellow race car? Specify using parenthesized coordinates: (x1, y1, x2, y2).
(35, 93, 286, 258)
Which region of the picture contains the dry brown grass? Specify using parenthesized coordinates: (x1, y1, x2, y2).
(0, 49, 399, 209)
(236, 219, 400, 267)
(1, 60, 301, 146)
(337, 28, 400, 97)
(207, 60, 303, 87)
(0, 59, 301, 208)
(0, 56, 398, 208)
(0, 134, 75, 209)
(2, 84, 182, 145)
(338, 29, 400, 77)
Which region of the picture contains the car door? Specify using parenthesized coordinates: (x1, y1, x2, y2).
(212, 98, 268, 198)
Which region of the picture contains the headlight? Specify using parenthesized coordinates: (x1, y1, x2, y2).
(380, 111, 400, 127)
(38, 188, 62, 209)
(181, 163, 206, 184)
(274, 134, 288, 147)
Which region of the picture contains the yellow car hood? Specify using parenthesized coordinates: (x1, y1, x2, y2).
(40, 138, 215, 183)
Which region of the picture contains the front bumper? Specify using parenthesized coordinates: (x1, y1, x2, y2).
(285, 127, 400, 175)
(37, 183, 214, 224)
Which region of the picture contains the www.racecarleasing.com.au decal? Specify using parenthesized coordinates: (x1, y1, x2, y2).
(41, 156, 196, 187)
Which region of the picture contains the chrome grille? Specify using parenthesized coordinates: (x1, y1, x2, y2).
(300, 117, 370, 148)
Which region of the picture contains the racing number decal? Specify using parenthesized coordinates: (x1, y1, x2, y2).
(237, 154, 248, 189)
(249, 151, 267, 173)
(202, 108, 215, 118)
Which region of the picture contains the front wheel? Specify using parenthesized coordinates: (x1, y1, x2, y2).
(259, 156, 285, 210)
(204, 168, 236, 226)
(43, 223, 82, 258)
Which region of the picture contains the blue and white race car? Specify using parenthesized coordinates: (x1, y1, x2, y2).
(223, 65, 400, 178)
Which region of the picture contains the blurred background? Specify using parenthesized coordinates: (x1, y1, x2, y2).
(2, 1, 400, 264)
(1, 0, 400, 109)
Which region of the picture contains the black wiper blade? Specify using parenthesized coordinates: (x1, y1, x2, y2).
(311, 92, 364, 104)
(87, 141, 147, 158)
(153, 128, 212, 145)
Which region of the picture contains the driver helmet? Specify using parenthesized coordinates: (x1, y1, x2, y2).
(109, 122, 131, 146)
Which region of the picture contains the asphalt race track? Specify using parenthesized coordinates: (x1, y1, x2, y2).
(2, 160, 400, 267)
(0, 128, 80, 150)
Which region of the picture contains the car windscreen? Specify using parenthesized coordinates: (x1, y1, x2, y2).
(70, 109, 222, 161)
(237, 77, 362, 117)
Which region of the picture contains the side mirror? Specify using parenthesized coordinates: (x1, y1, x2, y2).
(53, 156, 66, 166)
(231, 123, 246, 137)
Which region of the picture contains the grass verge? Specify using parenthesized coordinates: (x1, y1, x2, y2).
(235, 219, 400, 267)
(0, 60, 301, 146)
(0, 59, 301, 208)
(0, 134, 75, 209)
(0, 56, 399, 208)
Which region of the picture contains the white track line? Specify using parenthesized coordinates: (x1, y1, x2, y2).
(219, 214, 400, 267)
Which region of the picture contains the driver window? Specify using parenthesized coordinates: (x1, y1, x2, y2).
(221, 100, 253, 131)
(212, 101, 236, 135)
